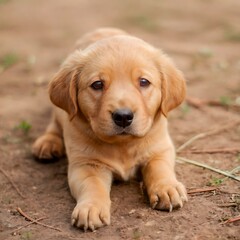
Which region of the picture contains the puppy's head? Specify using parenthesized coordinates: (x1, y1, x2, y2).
(49, 36, 186, 143)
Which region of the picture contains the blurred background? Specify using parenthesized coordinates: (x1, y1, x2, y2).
(0, 1, 239, 239)
(1, 0, 240, 99)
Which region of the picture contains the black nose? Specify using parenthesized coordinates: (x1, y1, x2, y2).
(112, 108, 134, 128)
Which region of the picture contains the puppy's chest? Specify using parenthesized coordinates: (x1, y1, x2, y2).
(111, 147, 145, 181)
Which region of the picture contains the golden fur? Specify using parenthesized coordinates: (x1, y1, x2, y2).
(32, 28, 187, 231)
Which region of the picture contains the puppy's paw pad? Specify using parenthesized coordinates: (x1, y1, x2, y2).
(149, 181, 188, 211)
(32, 134, 64, 159)
(71, 202, 110, 231)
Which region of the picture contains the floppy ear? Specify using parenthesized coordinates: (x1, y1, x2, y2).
(48, 51, 84, 120)
(159, 55, 186, 117)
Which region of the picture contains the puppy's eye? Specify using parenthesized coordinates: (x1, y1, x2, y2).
(139, 78, 150, 87)
(91, 80, 104, 90)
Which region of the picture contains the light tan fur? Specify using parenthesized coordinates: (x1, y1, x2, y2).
(32, 28, 187, 231)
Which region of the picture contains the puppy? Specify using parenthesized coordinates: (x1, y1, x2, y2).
(32, 28, 188, 231)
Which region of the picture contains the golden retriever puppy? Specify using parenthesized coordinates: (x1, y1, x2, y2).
(32, 28, 187, 231)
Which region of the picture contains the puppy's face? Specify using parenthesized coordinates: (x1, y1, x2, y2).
(49, 36, 186, 143)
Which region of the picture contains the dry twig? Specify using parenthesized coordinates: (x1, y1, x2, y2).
(181, 148, 240, 154)
(186, 96, 240, 111)
(12, 217, 46, 235)
(0, 167, 25, 199)
(187, 186, 218, 194)
(223, 215, 240, 224)
(177, 120, 240, 153)
(218, 203, 238, 208)
(17, 207, 62, 232)
(177, 157, 240, 182)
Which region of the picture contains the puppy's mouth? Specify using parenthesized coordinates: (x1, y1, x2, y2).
(115, 127, 133, 136)
(118, 130, 129, 136)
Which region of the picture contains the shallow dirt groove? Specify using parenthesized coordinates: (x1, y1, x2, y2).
(0, 0, 239, 240)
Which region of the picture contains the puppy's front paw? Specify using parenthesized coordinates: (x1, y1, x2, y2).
(71, 202, 111, 231)
(148, 180, 188, 211)
(32, 133, 64, 159)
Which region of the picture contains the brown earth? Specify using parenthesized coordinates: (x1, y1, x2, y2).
(0, 0, 240, 239)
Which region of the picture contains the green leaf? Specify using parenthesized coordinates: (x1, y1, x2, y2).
(0, 53, 19, 70)
(15, 120, 32, 134)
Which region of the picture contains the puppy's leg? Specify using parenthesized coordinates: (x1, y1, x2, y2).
(142, 148, 188, 211)
(32, 112, 64, 159)
(69, 163, 112, 231)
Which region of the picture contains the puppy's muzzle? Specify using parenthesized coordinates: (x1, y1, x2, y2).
(112, 108, 134, 128)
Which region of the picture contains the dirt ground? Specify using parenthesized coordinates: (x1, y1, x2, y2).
(0, 0, 240, 239)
